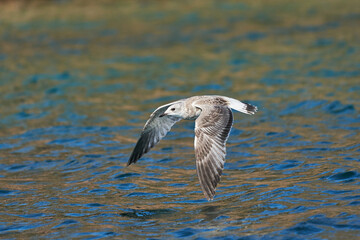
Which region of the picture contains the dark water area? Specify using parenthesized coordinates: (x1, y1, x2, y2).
(0, 0, 360, 239)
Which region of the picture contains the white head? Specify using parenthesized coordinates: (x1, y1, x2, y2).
(161, 102, 186, 118)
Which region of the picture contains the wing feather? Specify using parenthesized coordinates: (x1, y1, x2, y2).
(194, 105, 233, 200)
(128, 101, 183, 166)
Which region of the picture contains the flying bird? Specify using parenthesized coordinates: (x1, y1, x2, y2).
(127, 95, 257, 200)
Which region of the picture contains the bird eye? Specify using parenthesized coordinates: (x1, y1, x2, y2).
(171, 108, 175, 111)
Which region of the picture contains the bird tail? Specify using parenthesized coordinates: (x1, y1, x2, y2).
(223, 97, 257, 115)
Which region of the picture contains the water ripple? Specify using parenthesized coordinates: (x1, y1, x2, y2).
(0, 1, 359, 239)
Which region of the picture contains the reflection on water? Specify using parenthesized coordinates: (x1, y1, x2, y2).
(1, 0, 360, 239)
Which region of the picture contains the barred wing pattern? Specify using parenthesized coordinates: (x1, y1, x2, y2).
(194, 105, 233, 200)
(127, 103, 182, 166)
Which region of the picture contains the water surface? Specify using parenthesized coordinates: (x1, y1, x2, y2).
(0, 1, 359, 239)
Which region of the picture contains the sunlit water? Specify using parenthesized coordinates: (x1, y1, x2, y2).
(1, 1, 359, 239)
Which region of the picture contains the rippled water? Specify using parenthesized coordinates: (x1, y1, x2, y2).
(1, 1, 360, 239)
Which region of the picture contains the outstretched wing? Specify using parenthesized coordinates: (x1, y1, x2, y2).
(128, 101, 183, 166)
(194, 105, 233, 200)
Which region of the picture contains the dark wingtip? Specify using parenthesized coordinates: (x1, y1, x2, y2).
(126, 158, 134, 167)
(126, 159, 134, 166)
(127, 145, 139, 166)
(127, 155, 139, 166)
(127, 134, 148, 166)
(127, 151, 140, 166)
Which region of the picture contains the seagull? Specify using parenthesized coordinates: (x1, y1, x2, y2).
(127, 95, 257, 200)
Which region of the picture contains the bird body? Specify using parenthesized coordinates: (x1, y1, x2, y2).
(128, 95, 257, 200)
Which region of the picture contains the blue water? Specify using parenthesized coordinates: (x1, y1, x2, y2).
(0, 1, 360, 239)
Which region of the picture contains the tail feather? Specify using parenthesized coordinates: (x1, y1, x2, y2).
(223, 97, 257, 115)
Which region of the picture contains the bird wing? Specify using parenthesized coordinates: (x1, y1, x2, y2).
(128, 101, 183, 166)
(194, 105, 233, 200)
